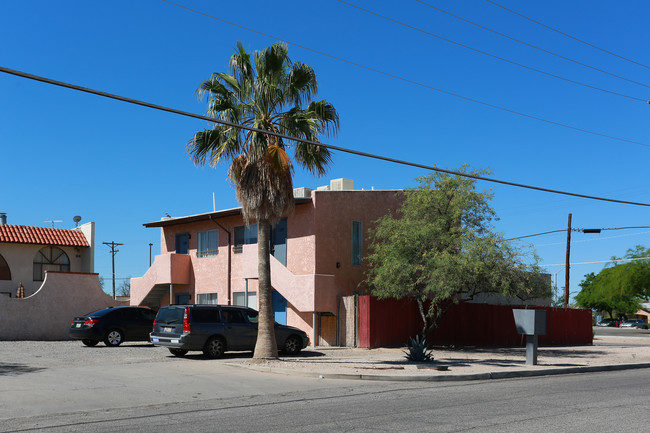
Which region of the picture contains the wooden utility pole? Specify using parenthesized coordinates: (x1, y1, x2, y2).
(564, 213, 572, 310)
(103, 241, 123, 299)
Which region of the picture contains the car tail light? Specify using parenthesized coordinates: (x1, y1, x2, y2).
(83, 318, 99, 327)
(182, 307, 191, 332)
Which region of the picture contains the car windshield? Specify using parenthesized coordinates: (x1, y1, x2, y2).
(155, 307, 184, 324)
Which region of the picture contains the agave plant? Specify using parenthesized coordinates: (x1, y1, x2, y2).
(404, 335, 434, 362)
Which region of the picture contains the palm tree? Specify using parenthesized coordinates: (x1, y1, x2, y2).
(187, 42, 339, 359)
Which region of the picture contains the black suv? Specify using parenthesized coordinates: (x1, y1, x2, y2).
(150, 305, 310, 358)
(70, 306, 157, 347)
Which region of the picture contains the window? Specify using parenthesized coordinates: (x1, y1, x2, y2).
(198, 229, 219, 258)
(191, 308, 221, 323)
(233, 224, 258, 253)
(33, 246, 70, 281)
(352, 221, 363, 266)
(233, 291, 257, 308)
(222, 309, 246, 324)
(0, 254, 10, 280)
(245, 309, 259, 324)
(196, 293, 218, 305)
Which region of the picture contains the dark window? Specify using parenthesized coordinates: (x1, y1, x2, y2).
(352, 221, 363, 266)
(0, 254, 10, 280)
(233, 224, 257, 253)
(155, 307, 184, 324)
(142, 310, 157, 321)
(191, 308, 221, 323)
(222, 309, 246, 324)
(33, 246, 70, 281)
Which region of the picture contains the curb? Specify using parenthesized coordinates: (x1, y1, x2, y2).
(224, 361, 650, 382)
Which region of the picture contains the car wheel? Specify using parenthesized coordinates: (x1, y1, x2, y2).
(203, 337, 225, 359)
(282, 335, 302, 355)
(169, 348, 188, 357)
(81, 339, 99, 347)
(104, 329, 124, 347)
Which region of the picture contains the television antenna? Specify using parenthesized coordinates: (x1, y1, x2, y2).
(45, 219, 62, 228)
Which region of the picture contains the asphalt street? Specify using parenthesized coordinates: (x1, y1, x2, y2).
(2, 340, 650, 432)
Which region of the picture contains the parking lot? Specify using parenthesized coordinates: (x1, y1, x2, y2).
(0, 341, 301, 422)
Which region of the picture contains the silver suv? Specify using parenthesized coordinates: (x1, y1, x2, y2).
(150, 305, 309, 358)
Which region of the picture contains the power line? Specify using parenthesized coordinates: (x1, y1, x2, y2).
(336, 0, 650, 103)
(507, 226, 650, 240)
(334, 0, 647, 103)
(414, 0, 650, 89)
(540, 256, 650, 267)
(157, 0, 650, 148)
(485, 0, 650, 71)
(2, 65, 650, 208)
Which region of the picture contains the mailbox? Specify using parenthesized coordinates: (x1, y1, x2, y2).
(513, 309, 547, 336)
(512, 309, 547, 366)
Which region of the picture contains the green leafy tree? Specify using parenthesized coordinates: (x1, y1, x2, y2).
(366, 168, 550, 338)
(187, 42, 339, 359)
(575, 246, 650, 317)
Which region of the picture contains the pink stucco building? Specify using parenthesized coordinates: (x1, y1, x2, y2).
(131, 179, 403, 346)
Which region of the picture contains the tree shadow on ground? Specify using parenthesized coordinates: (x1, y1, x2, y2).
(0, 363, 45, 376)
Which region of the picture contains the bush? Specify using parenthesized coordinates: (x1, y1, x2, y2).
(404, 335, 434, 362)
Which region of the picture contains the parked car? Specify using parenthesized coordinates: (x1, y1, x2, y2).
(70, 306, 157, 347)
(621, 319, 646, 328)
(596, 318, 619, 327)
(150, 305, 310, 359)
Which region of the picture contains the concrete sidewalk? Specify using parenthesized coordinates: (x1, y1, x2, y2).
(228, 335, 650, 381)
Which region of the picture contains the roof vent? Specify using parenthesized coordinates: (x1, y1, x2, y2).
(0, 213, 6, 226)
(293, 187, 314, 198)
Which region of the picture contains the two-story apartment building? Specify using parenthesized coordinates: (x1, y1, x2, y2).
(131, 179, 403, 346)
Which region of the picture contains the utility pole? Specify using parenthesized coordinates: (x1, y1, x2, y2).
(103, 241, 123, 299)
(564, 213, 572, 310)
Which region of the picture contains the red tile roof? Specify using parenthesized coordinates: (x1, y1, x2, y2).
(0, 225, 89, 247)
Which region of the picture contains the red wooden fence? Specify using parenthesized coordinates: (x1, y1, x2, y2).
(358, 296, 593, 348)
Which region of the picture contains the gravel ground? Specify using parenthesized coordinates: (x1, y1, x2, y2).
(3, 335, 650, 378)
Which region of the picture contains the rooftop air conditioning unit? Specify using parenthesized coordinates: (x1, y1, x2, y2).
(330, 178, 354, 191)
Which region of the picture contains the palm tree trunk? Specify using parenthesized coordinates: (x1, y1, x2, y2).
(253, 219, 278, 359)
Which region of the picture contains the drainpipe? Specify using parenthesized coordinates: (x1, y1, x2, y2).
(169, 284, 173, 305)
(313, 312, 318, 348)
(244, 278, 249, 307)
(336, 296, 340, 347)
(209, 216, 232, 305)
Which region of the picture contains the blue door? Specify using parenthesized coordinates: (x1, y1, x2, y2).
(272, 290, 287, 325)
(270, 218, 287, 266)
(175, 233, 190, 254)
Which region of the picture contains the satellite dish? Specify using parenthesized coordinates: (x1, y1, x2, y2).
(73, 216, 82, 226)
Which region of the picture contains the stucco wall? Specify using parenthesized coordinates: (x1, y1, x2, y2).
(0, 243, 90, 297)
(0, 271, 127, 340)
(312, 190, 404, 296)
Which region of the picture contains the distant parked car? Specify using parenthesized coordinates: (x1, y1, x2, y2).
(596, 318, 619, 327)
(621, 319, 646, 328)
(70, 306, 157, 347)
(150, 305, 309, 358)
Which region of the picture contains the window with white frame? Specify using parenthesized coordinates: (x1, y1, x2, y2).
(196, 293, 218, 304)
(197, 229, 219, 258)
(352, 221, 362, 266)
(233, 291, 257, 308)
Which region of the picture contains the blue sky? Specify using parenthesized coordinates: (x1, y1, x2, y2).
(2, 0, 649, 301)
